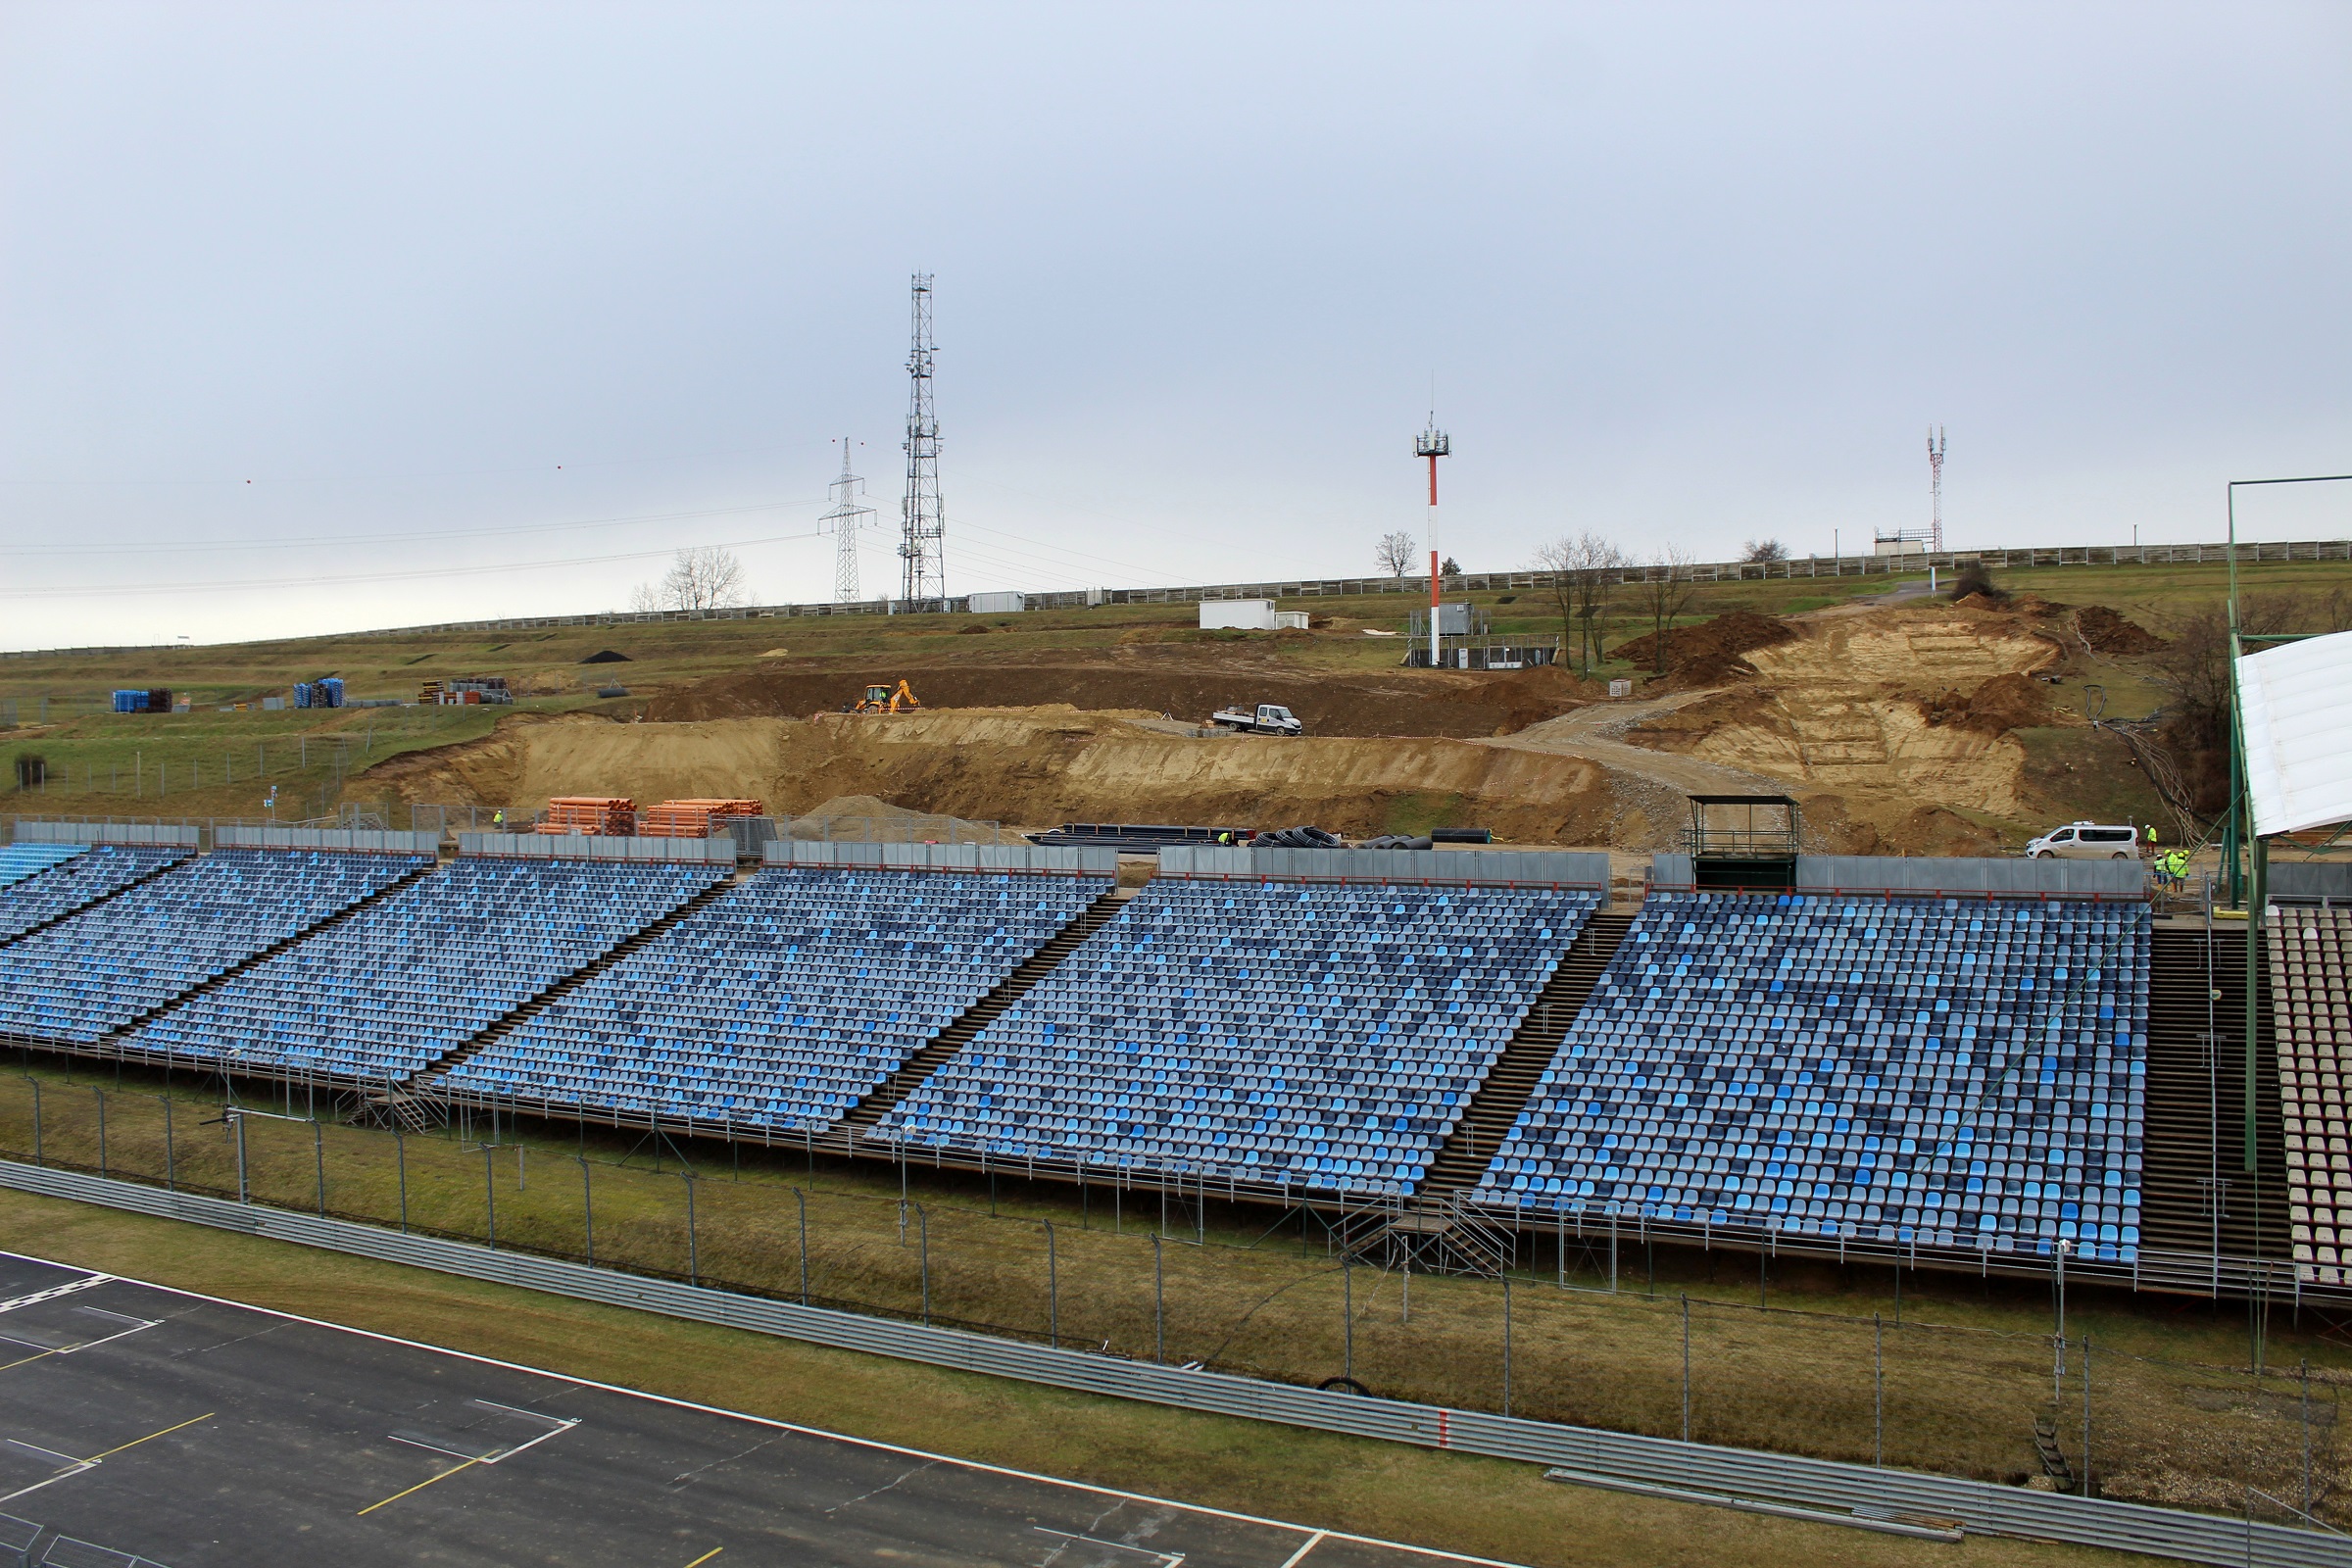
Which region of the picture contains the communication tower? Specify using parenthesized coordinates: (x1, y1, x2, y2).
(899, 273, 946, 606)
(1926, 425, 1946, 553)
(1414, 416, 1450, 667)
(818, 439, 876, 603)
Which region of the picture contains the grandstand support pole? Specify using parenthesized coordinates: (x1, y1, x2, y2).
(1039, 1222, 1058, 1353)
(2246, 837, 2267, 1176)
(577, 1156, 592, 1264)
(1152, 1234, 1164, 1363)
(683, 1171, 698, 1288)
(312, 1121, 325, 1217)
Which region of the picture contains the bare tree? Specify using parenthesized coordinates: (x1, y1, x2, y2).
(626, 582, 661, 613)
(652, 546, 749, 613)
(1375, 530, 1418, 578)
(1631, 546, 1702, 676)
(1534, 532, 1628, 677)
(1742, 538, 1789, 564)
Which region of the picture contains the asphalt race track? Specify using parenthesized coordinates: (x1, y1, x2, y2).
(0, 1250, 1517, 1568)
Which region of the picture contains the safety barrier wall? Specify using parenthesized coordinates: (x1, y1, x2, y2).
(9, 820, 200, 849)
(1156, 846, 1612, 889)
(214, 826, 442, 856)
(0, 1159, 2334, 1568)
(455, 832, 738, 864)
(1648, 854, 2147, 899)
(763, 840, 1119, 876)
(2269, 861, 2352, 901)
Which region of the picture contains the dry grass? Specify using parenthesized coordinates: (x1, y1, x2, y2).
(5, 1062, 2344, 1527)
(0, 1182, 2154, 1568)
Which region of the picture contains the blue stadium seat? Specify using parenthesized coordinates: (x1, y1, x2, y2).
(125, 857, 733, 1081)
(0, 849, 432, 1043)
(441, 866, 1108, 1131)
(0, 844, 189, 942)
(869, 879, 1602, 1199)
(0, 843, 89, 891)
(1470, 892, 2150, 1264)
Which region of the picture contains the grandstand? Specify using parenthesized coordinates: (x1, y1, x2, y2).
(0, 848, 430, 1043)
(1466, 891, 2150, 1263)
(0, 819, 2323, 1302)
(0, 842, 189, 942)
(869, 878, 1602, 1198)
(434, 864, 1112, 1133)
(0, 841, 86, 890)
(120, 856, 733, 1083)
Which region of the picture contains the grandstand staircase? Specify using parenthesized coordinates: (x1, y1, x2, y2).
(393, 873, 746, 1109)
(838, 885, 1136, 1133)
(1416, 910, 1632, 1198)
(2140, 923, 2288, 1262)
(0, 851, 197, 952)
(1357, 910, 1631, 1277)
(95, 860, 441, 1059)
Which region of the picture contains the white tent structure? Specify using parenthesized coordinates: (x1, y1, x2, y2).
(2236, 627, 2352, 837)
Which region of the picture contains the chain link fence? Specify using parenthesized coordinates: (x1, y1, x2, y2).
(0, 1068, 2341, 1530)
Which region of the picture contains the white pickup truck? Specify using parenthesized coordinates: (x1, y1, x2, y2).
(1208, 703, 1303, 736)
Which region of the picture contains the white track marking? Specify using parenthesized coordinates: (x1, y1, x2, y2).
(1277, 1532, 1329, 1568)
(0, 1274, 110, 1314)
(1032, 1526, 1184, 1565)
(0, 1246, 1532, 1567)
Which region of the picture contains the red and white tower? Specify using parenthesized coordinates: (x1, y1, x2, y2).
(1415, 417, 1450, 666)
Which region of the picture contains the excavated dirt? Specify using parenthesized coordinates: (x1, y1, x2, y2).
(643, 646, 1592, 739)
(1610, 611, 1795, 684)
(1919, 671, 2053, 736)
(1624, 604, 2070, 818)
(2076, 604, 2167, 654)
(360, 707, 1629, 845)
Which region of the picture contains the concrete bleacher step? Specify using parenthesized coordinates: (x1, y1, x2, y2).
(838, 884, 1138, 1132)
(2140, 925, 2289, 1260)
(1416, 909, 1634, 1198)
(401, 871, 747, 1090)
(0, 852, 194, 951)
(96, 860, 442, 1053)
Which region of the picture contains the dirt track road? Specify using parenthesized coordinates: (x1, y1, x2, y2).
(1478, 689, 1782, 796)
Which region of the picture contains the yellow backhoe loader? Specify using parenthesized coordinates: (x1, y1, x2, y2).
(847, 679, 922, 714)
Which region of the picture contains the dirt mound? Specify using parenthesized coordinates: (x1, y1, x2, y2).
(1920, 671, 2052, 735)
(644, 648, 1592, 739)
(2076, 605, 2166, 654)
(1610, 611, 1795, 682)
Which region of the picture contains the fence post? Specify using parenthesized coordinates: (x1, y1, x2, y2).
(2304, 1359, 2314, 1516)
(158, 1096, 173, 1191)
(1043, 1218, 1057, 1348)
(1874, 1312, 1885, 1466)
(313, 1121, 325, 1217)
(1681, 1294, 1690, 1443)
(27, 1079, 41, 1167)
(395, 1122, 408, 1233)
(795, 1187, 808, 1304)
(1343, 1253, 1354, 1385)
(578, 1155, 593, 1263)
(233, 1110, 248, 1202)
(2081, 1334, 2093, 1497)
(915, 1201, 929, 1326)
(1152, 1233, 1164, 1364)
(683, 1170, 698, 1287)
(92, 1088, 107, 1178)
(484, 1144, 496, 1249)
(1502, 1270, 1513, 1419)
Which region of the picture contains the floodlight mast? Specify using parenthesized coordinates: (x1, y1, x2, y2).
(1415, 420, 1450, 668)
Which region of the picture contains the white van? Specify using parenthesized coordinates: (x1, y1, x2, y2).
(2026, 821, 2141, 860)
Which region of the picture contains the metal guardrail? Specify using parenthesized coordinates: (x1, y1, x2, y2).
(0, 1159, 2338, 1567)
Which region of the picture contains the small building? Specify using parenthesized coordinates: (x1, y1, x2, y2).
(1198, 599, 1307, 632)
(968, 591, 1026, 614)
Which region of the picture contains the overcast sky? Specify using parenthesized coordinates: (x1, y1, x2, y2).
(2, 2, 2347, 651)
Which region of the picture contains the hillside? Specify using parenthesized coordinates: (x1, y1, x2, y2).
(3, 555, 2344, 849)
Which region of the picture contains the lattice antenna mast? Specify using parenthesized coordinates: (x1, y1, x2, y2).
(899, 273, 945, 605)
(1414, 414, 1450, 669)
(818, 438, 876, 603)
(1927, 425, 1946, 553)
